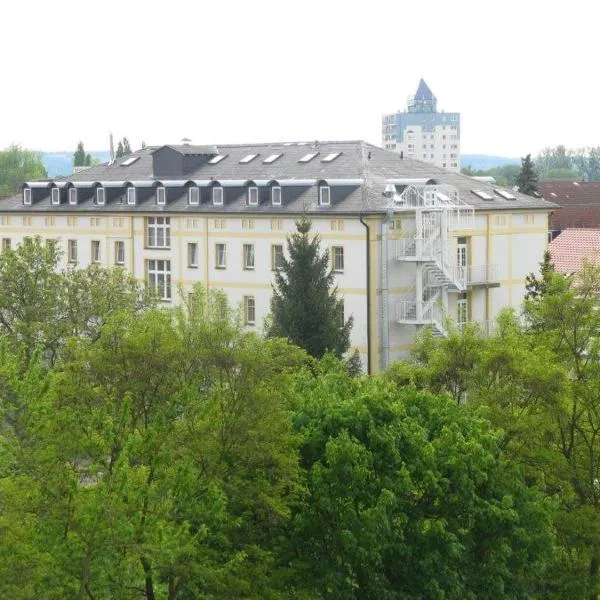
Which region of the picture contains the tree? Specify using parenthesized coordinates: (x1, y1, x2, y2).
(73, 141, 86, 167)
(268, 217, 353, 359)
(115, 138, 132, 159)
(285, 359, 554, 599)
(0, 145, 46, 196)
(517, 153, 539, 196)
(115, 140, 124, 159)
(525, 249, 556, 299)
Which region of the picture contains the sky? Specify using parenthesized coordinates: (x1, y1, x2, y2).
(1, 0, 598, 157)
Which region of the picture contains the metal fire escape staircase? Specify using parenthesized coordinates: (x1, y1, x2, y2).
(387, 182, 474, 337)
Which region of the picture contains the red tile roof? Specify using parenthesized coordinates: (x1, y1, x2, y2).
(539, 181, 600, 231)
(549, 228, 600, 273)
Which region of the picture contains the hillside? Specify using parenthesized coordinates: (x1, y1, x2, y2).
(42, 151, 111, 177)
(460, 154, 520, 171)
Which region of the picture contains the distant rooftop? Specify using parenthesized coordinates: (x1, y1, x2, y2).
(549, 228, 600, 273)
(408, 78, 437, 113)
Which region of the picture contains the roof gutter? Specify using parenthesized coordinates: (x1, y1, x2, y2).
(359, 214, 371, 375)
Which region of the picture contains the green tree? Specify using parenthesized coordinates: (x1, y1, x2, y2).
(286, 359, 554, 599)
(122, 137, 132, 156)
(115, 140, 125, 159)
(525, 249, 556, 299)
(0, 145, 46, 195)
(517, 153, 539, 195)
(73, 141, 87, 167)
(268, 217, 353, 359)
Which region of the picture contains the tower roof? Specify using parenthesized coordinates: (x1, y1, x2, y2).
(414, 78, 434, 102)
(407, 79, 437, 113)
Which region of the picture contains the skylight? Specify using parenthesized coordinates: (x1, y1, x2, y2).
(239, 154, 259, 164)
(299, 152, 319, 163)
(121, 156, 140, 166)
(322, 152, 342, 163)
(494, 188, 516, 200)
(263, 153, 283, 164)
(208, 154, 227, 164)
(471, 189, 494, 201)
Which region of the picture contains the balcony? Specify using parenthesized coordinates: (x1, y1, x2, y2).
(466, 264, 500, 287)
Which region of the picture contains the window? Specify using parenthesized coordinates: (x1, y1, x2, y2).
(494, 215, 507, 227)
(68, 239, 78, 264)
(127, 187, 136, 205)
(271, 186, 282, 206)
(23, 188, 31, 205)
(91, 240, 101, 263)
(239, 153, 259, 163)
(96, 187, 105, 205)
(271, 244, 284, 270)
(113, 217, 124, 228)
(0, 216, 10, 226)
(215, 243, 226, 269)
(270, 218, 282, 230)
(2, 238, 10, 250)
(44, 216, 55, 227)
(146, 216, 171, 248)
(51, 188, 60, 205)
(263, 153, 282, 163)
(457, 293, 468, 326)
(471, 189, 494, 201)
(188, 187, 200, 205)
(22, 216, 31, 226)
(188, 242, 198, 267)
(90, 217, 101, 227)
(213, 218, 226, 230)
(331, 246, 344, 272)
(322, 152, 342, 162)
(147, 259, 171, 301)
(121, 156, 140, 166)
(242, 218, 255, 230)
(525, 214, 535, 225)
(243, 244, 255, 270)
(248, 186, 258, 206)
(69, 188, 77, 205)
(208, 154, 227, 164)
(299, 152, 319, 163)
(213, 186, 223, 205)
(319, 186, 331, 206)
(494, 188, 516, 200)
(336, 300, 345, 328)
(330, 219, 344, 231)
(114, 241, 125, 265)
(244, 296, 256, 325)
(186, 218, 201, 229)
(156, 186, 166, 205)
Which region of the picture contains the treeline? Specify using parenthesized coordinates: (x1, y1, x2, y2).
(0, 238, 597, 598)
(0, 145, 46, 196)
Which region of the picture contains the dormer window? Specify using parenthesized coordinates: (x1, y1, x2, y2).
(248, 187, 258, 206)
(272, 186, 282, 206)
(127, 187, 136, 205)
(188, 187, 200, 205)
(68, 188, 77, 205)
(23, 188, 31, 205)
(319, 185, 331, 206)
(96, 187, 105, 205)
(156, 186, 166, 205)
(51, 188, 60, 205)
(213, 186, 223, 206)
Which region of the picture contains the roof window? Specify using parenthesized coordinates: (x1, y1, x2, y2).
(127, 187, 136, 205)
(263, 153, 283, 164)
(188, 187, 200, 205)
(51, 188, 60, 205)
(248, 187, 258, 206)
(157, 186, 166, 205)
(96, 187, 105, 205)
(299, 152, 319, 163)
(494, 188, 516, 200)
(213, 186, 223, 205)
(208, 154, 227, 164)
(23, 188, 31, 205)
(322, 152, 342, 162)
(319, 185, 331, 206)
(239, 154, 259, 163)
(69, 188, 78, 205)
(471, 189, 494, 201)
(121, 156, 140, 166)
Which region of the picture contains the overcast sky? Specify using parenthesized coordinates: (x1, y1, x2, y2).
(1, 0, 598, 157)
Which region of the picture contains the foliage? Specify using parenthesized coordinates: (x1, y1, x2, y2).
(516, 154, 539, 196)
(535, 145, 600, 181)
(0, 145, 47, 195)
(269, 217, 353, 360)
(73, 141, 92, 167)
(461, 164, 521, 187)
(115, 137, 132, 159)
(525, 249, 556, 299)
(285, 361, 554, 599)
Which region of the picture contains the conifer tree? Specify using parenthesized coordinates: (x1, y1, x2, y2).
(73, 141, 86, 167)
(517, 153, 539, 196)
(268, 217, 353, 359)
(115, 141, 124, 159)
(525, 249, 556, 299)
(122, 137, 132, 156)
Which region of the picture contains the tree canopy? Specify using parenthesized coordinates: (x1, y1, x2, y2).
(0, 145, 46, 195)
(516, 153, 540, 196)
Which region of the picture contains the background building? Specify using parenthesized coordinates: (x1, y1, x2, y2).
(0, 141, 554, 372)
(382, 79, 461, 172)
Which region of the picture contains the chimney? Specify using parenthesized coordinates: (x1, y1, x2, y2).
(400, 151, 404, 160)
(109, 133, 115, 164)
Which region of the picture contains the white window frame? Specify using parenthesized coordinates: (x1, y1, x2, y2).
(23, 188, 31, 205)
(215, 243, 226, 269)
(457, 293, 468, 326)
(96, 187, 105, 205)
(188, 187, 200, 205)
(51, 188, 60, 205)
(212, 186, 223, 206)
(248, 186, 259, 206)
(156, 186, 166, 205)
(91, 240, 101, 263)
(114, 240, 125, 265)
(68, 239, 78, 264)
(244, 296, 256, 325)
(147, 259, 171, 301)
(319, 186, 331, 206)
(271, 244, 284, 271)
(127, 187, 136, 205)
(68, 188, 77, 205)
(188, 242, 198, 268)
(243, 243, 255, 270)
(146, 216, 171, 248)
(271, 186, 282, 206)
(331, 246, 344, 272)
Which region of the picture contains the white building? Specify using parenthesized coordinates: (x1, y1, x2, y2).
(2, 141, 555, 372)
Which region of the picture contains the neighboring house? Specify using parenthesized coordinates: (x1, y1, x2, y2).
(382, 79, 461, 172)
(548, 228, 600, 274)
(539, 181, 600, 235)
(0, 140, 555, 372)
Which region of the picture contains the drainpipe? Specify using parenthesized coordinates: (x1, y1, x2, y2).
(359, 214, 371, 375)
